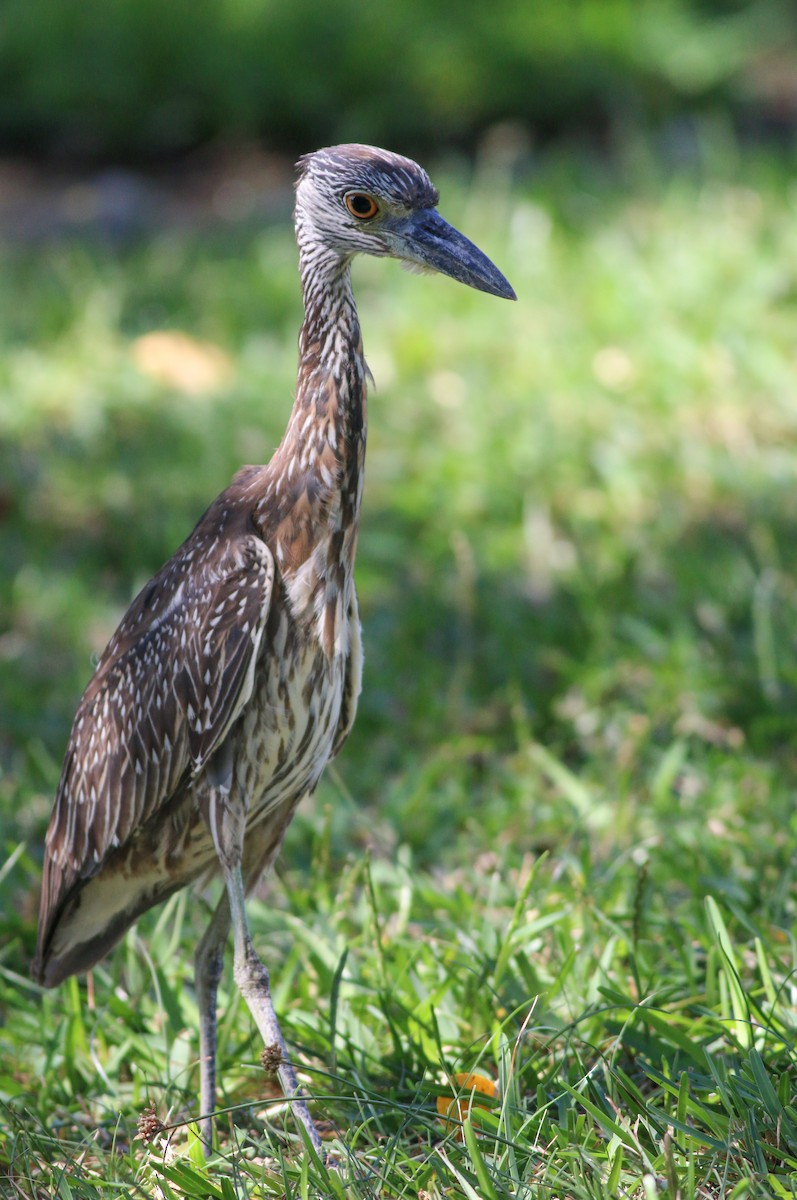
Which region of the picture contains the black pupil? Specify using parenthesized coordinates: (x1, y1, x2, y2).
(350, 195, 374, 215)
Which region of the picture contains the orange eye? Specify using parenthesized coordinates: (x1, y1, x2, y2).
(345, 193, 379, 219)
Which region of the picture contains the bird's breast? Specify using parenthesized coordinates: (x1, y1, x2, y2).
(279, 525, 357, 660)
(233, 601, 349, 827)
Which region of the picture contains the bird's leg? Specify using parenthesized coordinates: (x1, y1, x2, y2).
(201, 765, 324, 1157)
(221, 857, 325, 1157)
(194, 891, 231, 1156)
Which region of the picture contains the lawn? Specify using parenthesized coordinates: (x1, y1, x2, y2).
(2, 148, 797, 1198)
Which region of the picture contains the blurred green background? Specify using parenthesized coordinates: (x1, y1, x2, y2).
(2, 0, 797, 958)
(4, 2, 797, 1192)
(0, 0, 794, 161)
(2, 0, 797, 975)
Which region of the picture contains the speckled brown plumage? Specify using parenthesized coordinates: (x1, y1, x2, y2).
(33, 143, 514, 1155)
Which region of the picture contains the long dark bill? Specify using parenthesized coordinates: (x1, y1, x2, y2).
(398, 208, 516, 300)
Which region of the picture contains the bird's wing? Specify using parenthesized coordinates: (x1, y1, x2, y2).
(35, 533, 275, 966)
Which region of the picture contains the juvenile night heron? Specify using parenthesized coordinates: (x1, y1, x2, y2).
(33, 144, 515, 1154)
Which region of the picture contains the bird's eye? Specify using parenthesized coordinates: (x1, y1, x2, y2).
(345, 193, 379, 219)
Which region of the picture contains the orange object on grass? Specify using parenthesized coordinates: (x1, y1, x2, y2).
(437, 1072, 499, 1137)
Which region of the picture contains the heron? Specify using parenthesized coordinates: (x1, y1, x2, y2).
(32, 144, 515, 1155)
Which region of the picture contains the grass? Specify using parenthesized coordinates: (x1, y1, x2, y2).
(3, 147, 797, 1196)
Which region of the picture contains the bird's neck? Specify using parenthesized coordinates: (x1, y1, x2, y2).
(255, 245, 367, 648)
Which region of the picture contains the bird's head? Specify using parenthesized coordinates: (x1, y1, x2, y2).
(295, 144, 516, 301)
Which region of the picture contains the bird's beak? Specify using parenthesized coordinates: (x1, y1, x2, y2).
(388, 208, 516, 301)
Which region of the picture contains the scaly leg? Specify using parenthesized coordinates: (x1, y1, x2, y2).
(200, 767, 324, 1157)
(222, 857, 324, 1157)
(194, 892, 231, 1156)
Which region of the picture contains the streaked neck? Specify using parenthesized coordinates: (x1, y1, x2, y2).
(257, 243, 368, 578)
